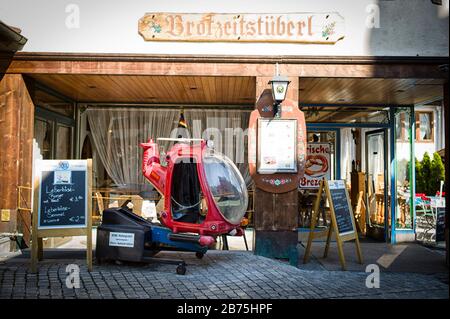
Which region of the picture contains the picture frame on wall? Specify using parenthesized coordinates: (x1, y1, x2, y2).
(257, 118, 298, 174)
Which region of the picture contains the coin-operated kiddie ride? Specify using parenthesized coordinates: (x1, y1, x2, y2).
(96, 138, 248, 274)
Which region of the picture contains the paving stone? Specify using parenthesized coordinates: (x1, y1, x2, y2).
(0, 251, 448, 299)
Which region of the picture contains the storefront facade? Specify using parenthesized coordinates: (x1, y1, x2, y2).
(0, 1, 448, 255)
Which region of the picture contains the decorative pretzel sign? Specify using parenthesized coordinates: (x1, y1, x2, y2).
(300, 143, 332, 189)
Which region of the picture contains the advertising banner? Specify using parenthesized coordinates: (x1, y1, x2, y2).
(299, 143, 331, 188)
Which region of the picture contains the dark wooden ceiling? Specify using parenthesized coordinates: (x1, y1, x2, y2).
(30, 74, 256, 105)
(29, 74, 444, 106)
(299, 78, 444, 105)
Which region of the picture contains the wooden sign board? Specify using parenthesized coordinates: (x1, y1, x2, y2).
(31, 159, 93, 272)
(303, 179, 363, 270)
(248, 91, 307, 193)
(139, 12, 345, 44)
(257, 118, 298, 174)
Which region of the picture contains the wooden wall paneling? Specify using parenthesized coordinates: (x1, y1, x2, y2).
(189, 76, 200, 103)
(173, 76, 189, 102)
(210, 77, 219, 103)
(275, 190, 299, 231)
(187, 76, 199, 102)
(0, 74, 34, 246)
(299, 78, 445, 105)
(200, 77, 212, 103)
(181, 76, 192, 101)
(178, 76, 192, 102)
(130, 75, 143, 98)
(17, 77, 34, 245)
(254, 187, 275, 231)
(161, 75, 179, 102)
(226, 76, 235, 103)
(0, 75, 20, 217)
(214, 76, 224, 104)
(202, 76, 212, 103)
(174, 76, 192, 101)
(228, 77, 237, 103)
(253, 189, 300, 231)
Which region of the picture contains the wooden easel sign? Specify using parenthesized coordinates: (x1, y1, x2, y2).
(303, 179, 363, 270)
(31, 159, 93, 272)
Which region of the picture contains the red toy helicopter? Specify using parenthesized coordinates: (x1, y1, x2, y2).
(140, 137, 249, 247)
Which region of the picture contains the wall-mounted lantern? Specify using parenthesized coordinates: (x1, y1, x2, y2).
(268, 63, 290, 118)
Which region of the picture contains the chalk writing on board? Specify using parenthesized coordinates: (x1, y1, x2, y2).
(436, 207, 445, 242)
(37, 161, 88, 229)
(328, 180, 355, 235)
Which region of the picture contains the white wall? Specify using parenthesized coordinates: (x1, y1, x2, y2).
(0, 0, 448, 56)
(396, 105, 444, 161)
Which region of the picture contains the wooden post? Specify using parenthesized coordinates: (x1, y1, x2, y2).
(355, 232, 364, 264)
(0, 74, 34, 248)
(303, 180, 324, 263)
(252, 75, 301, 266)
(354, 191, 367, 235)
(325, 183, 347, 270)
(323, 224, 333, 258)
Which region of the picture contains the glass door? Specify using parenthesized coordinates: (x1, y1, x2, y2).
(365, 129, 389, 241)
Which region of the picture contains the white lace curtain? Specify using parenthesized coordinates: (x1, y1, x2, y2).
(183, 109, 253, 186)
(340, 128, 356, 184)
(86, 107, 253, 190)
(86, 108, 180, 190)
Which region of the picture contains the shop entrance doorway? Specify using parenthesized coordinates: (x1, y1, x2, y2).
(302, 104, 395, 243)
(365, 129, 389, 241)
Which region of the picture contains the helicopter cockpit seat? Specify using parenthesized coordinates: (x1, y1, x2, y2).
(171, 161, 205, 224)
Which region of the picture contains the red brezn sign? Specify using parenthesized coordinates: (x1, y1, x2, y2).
(300, 142, 332, 189)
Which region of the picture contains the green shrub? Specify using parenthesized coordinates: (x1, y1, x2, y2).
(421, 152, 432, 195)
(403, 152, 445, 195)
(415, 158, 424, 193)
(430, 152, 445, 194)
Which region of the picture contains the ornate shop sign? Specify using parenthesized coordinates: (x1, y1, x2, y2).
(257, 119, 298, 174)
(248, 90, 307, 194)
(139, 13, 345, 44)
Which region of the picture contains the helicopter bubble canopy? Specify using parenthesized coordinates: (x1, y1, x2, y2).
(202, 152, 248, 225)
(141, 138, 249, 235)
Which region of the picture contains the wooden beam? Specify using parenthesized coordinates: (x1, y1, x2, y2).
(12, 52, 449, 65)
(7, 56, 448, 79)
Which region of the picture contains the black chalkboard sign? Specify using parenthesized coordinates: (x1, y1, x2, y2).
(31, 159, 93, 273)
(327, 180, 355, 235)
(303, 179, 363, 270)
(37, 161, 87, 229)
(436, 207, 445, 242)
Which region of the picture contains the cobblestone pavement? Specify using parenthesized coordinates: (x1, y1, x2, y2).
(0, 251, 448, 299)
